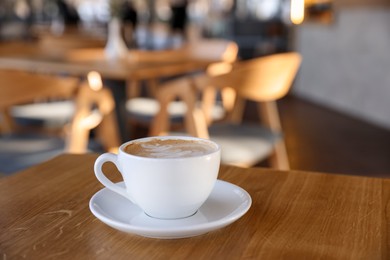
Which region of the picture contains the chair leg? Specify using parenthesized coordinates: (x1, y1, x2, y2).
(127, 80, 141, 99)
(0, 108, 16, 134)
(149, 92, 171, 136)
(229, 97, 245, 124)
(258, 101, 281, 131)
(201, 86, 217, 125)
(221, 87, 236, 114)
(96, 112, 121, 153)
(186, 106, 209, 139)
(147, 78, 159, 98)
(270, 140, 290, 170)
(65, 120, 91, 154)
(259, 101, 290, 170)
(183, 81, 209, 138)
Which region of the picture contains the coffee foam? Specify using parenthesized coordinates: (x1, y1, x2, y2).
(124, 138, 216, 158)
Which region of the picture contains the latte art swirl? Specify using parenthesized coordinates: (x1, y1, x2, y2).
(124, 138, 217, 158)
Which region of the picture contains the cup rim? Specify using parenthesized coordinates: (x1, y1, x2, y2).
(119, 136, 221, 160)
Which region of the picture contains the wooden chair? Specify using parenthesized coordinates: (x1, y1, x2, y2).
(8, 32, 107, 132)
(0, 69, 79, 134)
(65, 71, 121, 154)
(0, 69, 79, 173)
(125, 39, 239, 133)
(0, 70, 121, 173)
(150, 52, 302, 170)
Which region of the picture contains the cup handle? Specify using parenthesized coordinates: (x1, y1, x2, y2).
(94, 153, 132, 201)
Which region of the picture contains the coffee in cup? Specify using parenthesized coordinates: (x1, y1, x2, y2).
(123, 138, 217, 158)
(94, 136, 221, 219)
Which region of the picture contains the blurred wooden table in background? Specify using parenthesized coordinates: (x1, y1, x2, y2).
(0, 40, 217, 80)
(0, 40, 222, 141)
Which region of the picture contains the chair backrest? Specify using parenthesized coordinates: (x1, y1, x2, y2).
(185, 39, 239, 63)
(194, 52, 301, 124)
(0, 69, 120, 155)
(0, 69, 79, 134)
(0, 70, 79, 108)
(204, 52, 302, 102)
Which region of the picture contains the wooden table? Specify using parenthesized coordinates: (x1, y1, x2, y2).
(0, 41, 219, 141)
(0, 41, 215, 80)
(0, 154, 388, 259)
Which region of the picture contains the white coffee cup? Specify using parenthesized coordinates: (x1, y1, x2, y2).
(94, 136, 221, 219)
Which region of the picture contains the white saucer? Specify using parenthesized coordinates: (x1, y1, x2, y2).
(89, 180, 252, 239)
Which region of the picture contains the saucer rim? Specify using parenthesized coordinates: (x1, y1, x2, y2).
(89, 179, 252, 237)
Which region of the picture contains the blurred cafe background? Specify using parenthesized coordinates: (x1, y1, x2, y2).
(0, 0, 389, 176)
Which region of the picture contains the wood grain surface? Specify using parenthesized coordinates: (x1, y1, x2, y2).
(0, 41, 217, 81)
(0, 154, 389, 259)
